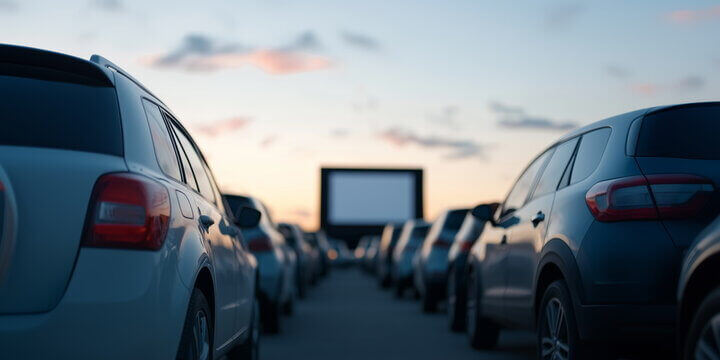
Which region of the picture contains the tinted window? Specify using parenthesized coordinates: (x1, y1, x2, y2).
(533, 138, 579, 198)
(168, 122, 198, 191)
(410, 225, 429, 242)
(0, 74, 122, 155)
(172, 124, 215, 202)
(142, 100, 181, 180)
(225, 195, 252, 217)
(444, 210, 469, 231)
(636, 104, 720, 160)
(571, 128, 611, 184)
(502, 150, 552, 215)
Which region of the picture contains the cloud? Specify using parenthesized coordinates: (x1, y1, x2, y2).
(666, 5, 720, 24)
(675, 75, 705, 91)
(91, 0, 122, 11)
(194, 117, 251, 137)
(630, 83, 660, 95)
(341, 31, 381, 50)
(330, 128, 350, 138)
(605, 65, 632, 79)
(0, 0, 18, 11)
(259, 135, 278, 148)
(543, 3, 585, 31)
(629, 75, 706, 95)
(290, 208, 312, 218)
(378, 127, 486, 159)
(490, 101, 577, 131)
(427, 105, 460, 129)
(351, 96, 378, 113)
(143, 32, 332, 74)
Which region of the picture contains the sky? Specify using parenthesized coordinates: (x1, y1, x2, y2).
(2, 0, 719, 229)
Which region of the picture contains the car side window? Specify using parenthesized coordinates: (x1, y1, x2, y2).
(501, 149, 552, 217)
(570, 128, 611, 184)
(141, 100, 181, 181)
(165, 115, 199, 191)
(532, 137, 579, 199)
(172, 125, 216, 203)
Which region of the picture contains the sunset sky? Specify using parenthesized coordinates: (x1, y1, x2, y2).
(3, 0, 719, 229)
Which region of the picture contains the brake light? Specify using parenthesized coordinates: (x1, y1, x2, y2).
(585, 174, 715, 222)
(460, 241, 474, 252)
(83, 173, 170, 250)
(248, 236, 273, 252)
(433, 239, 452, 248)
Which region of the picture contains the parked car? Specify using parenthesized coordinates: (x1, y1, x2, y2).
(447, 204, 497, 331)
(278, 222, 314, 299)
(355, 236, 372, 261)
(414, 208, 469, 312)
(391, 219, 430, 298)
(466, 102, 719, 358)
(363, 236, 381, 274)
(0, 45, 260, 360)
(377, 223, 404, 288)
(305, 231, 333, 277)
(678, 215, 720, 359)
(225, 194, 296, 333)
(329, 239, 354, 267)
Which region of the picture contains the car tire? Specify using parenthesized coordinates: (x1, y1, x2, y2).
(537, 280, 587, 360)
(448, 267, 466, 332)
(684, 286, 720, 360)
(177, 289, 214, 360)
(261, 299, 282, 334)
(466, 269, 499, 350)
(422, 286, 438, 313)
(227, 298, 260, 360)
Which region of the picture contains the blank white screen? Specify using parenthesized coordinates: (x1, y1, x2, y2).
(328, 171, 415, 225)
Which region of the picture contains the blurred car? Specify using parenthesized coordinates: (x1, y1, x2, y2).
(355, 236, 372, 262)
(391, 220, 430, 298)
(414, 208, 469, 312)
(328, 239, 354, 267)
(225, 194, 296, 333)
(466, 102, 719, 357)
(363, 236, 381, 274)
(678, 216, 720, 359)
(447, 204, 497, 332)
(278, 222, 315, 299)
(0, 45, 260, 360)
(377, 223, 404, 288)
(304, 230, 332, 277)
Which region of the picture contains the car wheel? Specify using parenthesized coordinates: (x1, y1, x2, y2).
(448, 267, 466, 332)
(228, 298, 260, 360)
(466, 268, 499, 350)
(537, 280, 583, 360)
(422, 284, 438, 313)
(261, 299, 282, 334)
(684, 287, 720, 360)
(177, 289, 213, 360)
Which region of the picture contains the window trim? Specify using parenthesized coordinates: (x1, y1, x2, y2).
(568, 126, 612, 185)
(497, 148, 554, 221)
(140, 97, 183, 182)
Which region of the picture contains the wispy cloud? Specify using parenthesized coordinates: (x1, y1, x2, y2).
(351, 96, 378, 113)
(194, 117, 251, 137)
(666, 5, 720, 24)
(259, 135, 278, 148)
(378, 127, 486, 159)
(629, 75, 706, 95)
(330, 128, 350, 138)
(341, 31, 381, 51)
(490, 101, 576, 131)
(91, 0, 122, 12)
(142, 32, 332, 74)
(543, 3, 585, 31)
(604, 65, 632, 79)
(427, 105, 460, 129)
(290, 208, 312, 219)
(630, 83, 660, 95)
(675, 75, 705, 91)
(0, 0, 18, 11)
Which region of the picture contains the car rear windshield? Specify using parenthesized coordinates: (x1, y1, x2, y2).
(0, 67, 122, 156)
(636, 104, 720, 160)
(444, 210, 468, 231)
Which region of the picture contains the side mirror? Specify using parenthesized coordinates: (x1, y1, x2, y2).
(235, 206, 261, 228)
(471, 204, 494, 221)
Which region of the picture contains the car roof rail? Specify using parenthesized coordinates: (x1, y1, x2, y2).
(90, 54, 166, 106)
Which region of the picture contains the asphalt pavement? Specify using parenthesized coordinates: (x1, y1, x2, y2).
(261, 267, 535, 360)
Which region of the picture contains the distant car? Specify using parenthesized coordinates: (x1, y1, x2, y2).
(447, 205, 496, 331)
(415, 208, 469, 312)
(363, 236, 381, 274)
(278, 223, 314, 299)
(329, 239, 354, 267)
(391, 220, 430, 298)
(377, 223, 404, 288)
(678, 216, 720, 359)
(305, 231, 332, 277)
(0, 45, 260, 360)
(355, 236, 372, 261)
(225, 194, 296, 333)
(466, 102, 719, 357)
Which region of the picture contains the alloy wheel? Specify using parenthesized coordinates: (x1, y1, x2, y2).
(696, 314, 720, 359)
(540, 298, 569, 360)
(192, 310, 211, 360)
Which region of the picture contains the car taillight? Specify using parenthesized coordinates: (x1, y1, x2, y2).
(83, 173, 170, 250)
(585, 174, 715, 222)
(248, 236, 273, 252)
(433, 239, 452, 248)
(460, 241, 474, 252)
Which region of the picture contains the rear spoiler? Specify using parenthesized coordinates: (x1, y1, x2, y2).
(91, 54, 165, 106)
(0, 44, 113, 87)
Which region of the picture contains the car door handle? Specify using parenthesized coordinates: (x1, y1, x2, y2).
(199, 215, 215, 229)
(500, 235, 507, 245)
(531, 211, 545, 227)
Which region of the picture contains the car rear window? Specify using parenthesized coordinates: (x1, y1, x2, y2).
(0, 70, 122, 156)
(444, 210, 469, 231)
(636, 104, 720, 160)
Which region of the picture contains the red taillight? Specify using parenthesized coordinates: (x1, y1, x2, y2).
(460, 241, 474, 252)
(248, 236, 273, 252)
(433, 239, 452, 248)
(82, 173, 170, 250)
(585, 174, 715, 222)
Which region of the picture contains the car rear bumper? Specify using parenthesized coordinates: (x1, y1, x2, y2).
(0, 248, 190, 360)
(575, 303, 676, 344)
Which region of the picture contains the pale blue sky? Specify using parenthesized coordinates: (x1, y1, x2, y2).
(3, 0, 719, 228)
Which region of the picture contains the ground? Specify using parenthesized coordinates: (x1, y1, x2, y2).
(261, 268, 535, 360)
